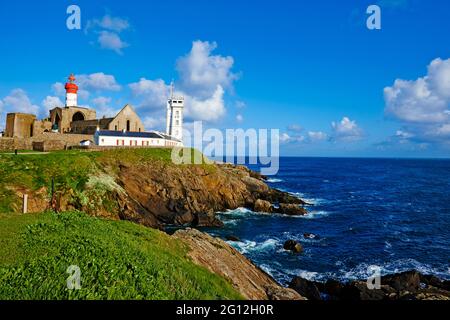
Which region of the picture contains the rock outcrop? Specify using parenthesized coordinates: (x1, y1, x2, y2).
(289, 271, 450, 300)
(115, 162, 309, 228)
(173, 228, 306, 300)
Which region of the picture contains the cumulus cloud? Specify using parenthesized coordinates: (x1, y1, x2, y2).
(278, 132, 305, 144)
(307, 131, 328, 141)
(176, 40, 239, 99)
(331, 117, 364, 141)
(384, 58, 450, 143)
(129, 78, 169, 110)
(0, 89, 39, 115)
(184, 85, 226, 122)
(98, 31, 129, 55)
(91, 96, 119, 118)
(85, 14, 131, 55)
(129, 41, 239, 123)
(143, 116, 166, 131)
(87, 14, 130, 33)
(77, 72, 121, 91)
(42, 96, 63, 112)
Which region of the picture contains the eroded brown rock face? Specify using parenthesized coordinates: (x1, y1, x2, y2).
(116, 162, 308, 228)
(173, 228, 306, 300)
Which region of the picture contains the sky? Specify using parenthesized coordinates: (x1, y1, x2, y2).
(0, 0, 449, 157)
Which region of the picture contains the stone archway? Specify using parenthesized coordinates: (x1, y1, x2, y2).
(72, 112, 85, 122)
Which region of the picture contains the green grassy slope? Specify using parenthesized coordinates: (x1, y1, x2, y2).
(0, 148, 209, 214)
(0, 211, 242, 300)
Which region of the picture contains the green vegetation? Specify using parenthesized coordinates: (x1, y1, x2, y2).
(0, 148, 213, 214)
(0, 211, 242, 300)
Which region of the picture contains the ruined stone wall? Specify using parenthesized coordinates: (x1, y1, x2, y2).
(0, 133, 94, 151)
(0, 137, 33, 151)
(49, 107, 97, 133)
(4, 113, 36, 138)
(107, 105, 144, 132)
(33, 120, 52, 136)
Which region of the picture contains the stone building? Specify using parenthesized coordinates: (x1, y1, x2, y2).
(49, 106, 97, 133)
(71, 104, 144, 134)
(1, 73, 183, 148)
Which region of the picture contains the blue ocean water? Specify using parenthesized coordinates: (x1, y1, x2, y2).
(206, 158, 450, 285)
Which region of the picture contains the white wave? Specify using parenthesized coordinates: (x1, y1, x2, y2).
(290, 210, 330, 219)
(332, 259, 450, 282)
(267, 178, 283, 183)
(230, 238, 280, 254)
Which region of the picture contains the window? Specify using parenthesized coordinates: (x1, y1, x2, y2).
(115, 125, 118, 131)
(126, 120, 130, 132)
(176, 111, 179, 116)
(176, 120, 179, 125)
(117, 139, 119, 146)
(122, 140, 125, 146)
(101, 139, 105, 143)
(135, 140, 138, 146)
(130, 140, 133, 146)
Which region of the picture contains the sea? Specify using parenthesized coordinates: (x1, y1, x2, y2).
(204, 157, 450, 285)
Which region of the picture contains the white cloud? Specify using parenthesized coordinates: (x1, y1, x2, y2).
(42, 96, 63, 112)
(129, 78, 169, 110)
(85, 14, 131, 55)
(331, 117, 364, 141)
(52, 82, 65, 96)
(92, 96, 119, 118)
(287, 124, 303, 132)
(77, 72, 121, 91)
(143, 116, 166, 131)
(185, 85, 226, 122)
(384, 58, 450, 143)
(236, 114, 243, 122)
(176, 40, 239, 99)
(0, 89, 39, 115)
(89, 15, 130, 33)
(307, 131, 327, 141)
(278, 132, 305, 144)
(98, 31, 129, 55)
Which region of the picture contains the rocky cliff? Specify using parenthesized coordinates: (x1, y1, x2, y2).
(113, 161, 308, 229)
(173, 228, 305, 300)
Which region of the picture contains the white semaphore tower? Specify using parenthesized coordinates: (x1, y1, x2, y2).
(166, 82, 184, 142)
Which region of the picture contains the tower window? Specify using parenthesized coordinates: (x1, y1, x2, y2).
(126, 120, 130, 132)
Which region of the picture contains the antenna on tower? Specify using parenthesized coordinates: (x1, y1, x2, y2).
(170, 79, 174, 99)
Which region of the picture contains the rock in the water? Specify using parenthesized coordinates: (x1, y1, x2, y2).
(382, 270, 421, 292)
(277, 203, 307, 216)
(226, 235, 241, 242)
(253, 199, 273, 213)
(289, 277, 322, 300)
(303, 233, 317, 239)
(283, 240, 303, 253)
(290, 270, 450, 301)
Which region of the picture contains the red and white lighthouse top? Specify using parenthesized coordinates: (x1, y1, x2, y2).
(65, 73, 78, 94)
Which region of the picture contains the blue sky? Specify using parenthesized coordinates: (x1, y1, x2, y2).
(0, 0, 449, 157)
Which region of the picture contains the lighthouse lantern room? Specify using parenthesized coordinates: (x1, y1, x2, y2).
(65, 74, 78, 107)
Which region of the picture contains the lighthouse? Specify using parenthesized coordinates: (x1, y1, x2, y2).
(65, 74, 78, 107)
(166, 82, 184, 141)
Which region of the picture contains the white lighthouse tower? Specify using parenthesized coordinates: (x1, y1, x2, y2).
(166, 82, 184, 142)
(65, 73, 78, 107)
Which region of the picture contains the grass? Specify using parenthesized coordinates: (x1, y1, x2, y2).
(0, 211, 242, 300)
(0, 148, 214, 214)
